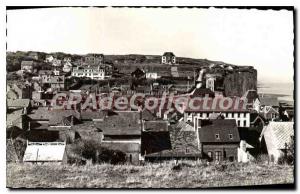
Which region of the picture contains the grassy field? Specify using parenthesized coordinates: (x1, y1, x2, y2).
(7, 161, 294, 188)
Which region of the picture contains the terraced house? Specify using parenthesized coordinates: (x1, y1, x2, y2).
(72, 65, 105, 80)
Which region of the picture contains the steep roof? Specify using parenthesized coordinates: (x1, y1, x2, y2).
(176, 121, 194, 131)
(7, 99, 30, 108)
(198, 119, 240, 143)
(260, 122, 294, 150)
(191, 88, 215, 98)
(23, 141, 66, 162)
(144, 120, 168, 132)
(94, 111, 142, 135)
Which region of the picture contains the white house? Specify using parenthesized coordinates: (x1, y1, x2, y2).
(72, 65, 105, 80)
(146, 72, 158, 79)
(45, 55, 54, 63)
(184, 97, 250, 128)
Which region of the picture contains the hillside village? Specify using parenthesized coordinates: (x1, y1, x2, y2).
(6, 51, 294, 165)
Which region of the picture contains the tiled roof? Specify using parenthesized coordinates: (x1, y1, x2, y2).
(198, 119, 240, 143)
(94, 111, 142, 135)
(7, 99, 30, 108)
(191, 88, 215, 98)
(261, 122, 294, 150)
(144, 120, 168, 131)
(176, 121, 194, 131)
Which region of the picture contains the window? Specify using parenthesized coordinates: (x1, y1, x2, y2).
(244, 120, 247, 127)
(229, 156, 234, 162)
(215, 151, 221, 161)
(229, 134, 233, 139)
(237, 113, 240, 117)
(238, 120, 241, 127)
(215, 134, 220, 139)
(186, 148, 190, 153)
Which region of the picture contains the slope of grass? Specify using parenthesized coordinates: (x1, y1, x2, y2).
(7, 161, 294, 188)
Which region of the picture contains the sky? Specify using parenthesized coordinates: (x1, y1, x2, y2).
(6, 7, 294, 83)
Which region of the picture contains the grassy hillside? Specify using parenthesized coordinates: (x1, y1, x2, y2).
(7, 161, 294, 188)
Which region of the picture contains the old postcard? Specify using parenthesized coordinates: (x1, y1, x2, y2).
(6, 6, 294, 189)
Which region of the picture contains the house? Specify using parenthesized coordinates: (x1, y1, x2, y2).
(238, 140, 255, 163)
(250, 112, 267, 128)
(83, 54, 104, 65)
(144, 123, 201, 161)
(260, 122, 294, 163)
(50, 75, 65, 91)
(146, 72, 158, 79)
(7, 84, 32, 99)
(53, 69, 60, 76)
(197, 119, 240, 162)
(261, 106, 279, 121)
(243, 90, 259, 111)
(205, 73, 223, 92)
(171, 66, 179, 77)
(7, 99, 30, 112)
(72, 65, 105, 80)
(190, 87, 215, 98)
(45, 55, 54, 63)
(52, 58, 62, 67)
(94, 111, 142, 164)
(23, 141, 67, 164)
(27, 52, 38, 60)
(184, 97, 250, 127)
(63, 60, 73, 73)
(162, 52, 176, 65)
(6, 108, 27, 129)
(131, 68, 145, 79)
(21, 61, 36, 73)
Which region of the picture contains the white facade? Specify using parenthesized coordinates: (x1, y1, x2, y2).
(72, 66, 105, 80)
(185, 111, 250, 128)
(146, 72, 158, 79)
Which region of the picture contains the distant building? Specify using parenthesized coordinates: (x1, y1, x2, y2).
(52, 58, 62, 67)
(45, 55, 54, 63)
(72, 65, 105, 80)
(131, 68, 145, 79)
(83, 54, 104, 65)
(50, 75, 65, 91)
(184, 97, 250, 127)
(21, 61, 36, 73)
(162, 52, 176, 65)
(146, 72, 158, 79)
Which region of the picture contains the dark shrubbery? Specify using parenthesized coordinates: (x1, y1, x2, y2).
(70, 139, 126, 165)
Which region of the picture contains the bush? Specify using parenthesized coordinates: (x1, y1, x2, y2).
(70, 139, 126, 165)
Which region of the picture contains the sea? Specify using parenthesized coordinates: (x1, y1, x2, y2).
(257, 82, 294, 104)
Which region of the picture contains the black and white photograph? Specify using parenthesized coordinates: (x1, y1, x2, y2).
(5, 6, 295, 189)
